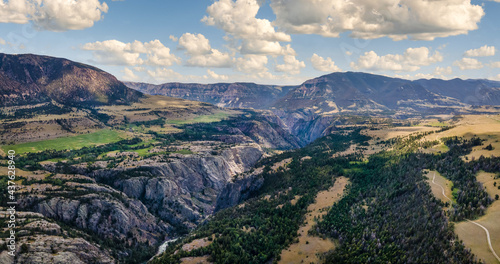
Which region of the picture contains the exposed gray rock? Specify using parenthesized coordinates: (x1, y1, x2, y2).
(106, 145, 264, 228)
(12, 235, 115, 264)
(0, 211, 115, 264)
(215, 167, 265, 211)
(21, 183, 171, 246)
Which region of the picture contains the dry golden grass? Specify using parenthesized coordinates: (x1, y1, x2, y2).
(465, 133, 500, 161)
(98, 95, 207, 124)
(181, 236, 214, 252)
(420, 115, 500, 159)
(477, 171, 500, 198)
(455, 202, 500, 264)
(98, 95, 202, 113)
(271, 158, 292, 171)
(241, 226, 255, 233)
(424, 170, 453, 205)
(455, 171, 500, 264)
(419, 142, 449, 154)
(332, 144, 357, 158)
(1, 113, 84, 124)
(364, 126, 438, 141)
(0, 167, 39, 178)
(278, 177, 349, 264)
(0, 116, 103, 147)
(0, 94, 233, 150)
(351, 126, 440, 159)
(180, 256, 211, 264)
(277, 195, 302, 209)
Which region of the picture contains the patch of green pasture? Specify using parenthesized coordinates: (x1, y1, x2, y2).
(134, 147, 155, 156)
(173, 149, 194, 155)
(2, 129, 126, 154)
(428, 122, 449, 127)
(166, 112, 231, 125)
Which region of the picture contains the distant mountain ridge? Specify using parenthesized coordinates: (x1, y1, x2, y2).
(0, 53, 142, 107)
(126, 72, 500, 113)
(416, 78, 500, 106)
(127, 72, 500, 143)
(125, 82, 295, 109)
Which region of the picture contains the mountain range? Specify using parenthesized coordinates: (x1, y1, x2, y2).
(127, 72, 500, 142)
(2, 52, 499, 117)
(126, 72, 500, 114)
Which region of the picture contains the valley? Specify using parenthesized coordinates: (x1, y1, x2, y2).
(0, 53, 500, 264)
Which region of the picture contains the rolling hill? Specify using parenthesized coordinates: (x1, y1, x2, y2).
(0, 53, 142, 107)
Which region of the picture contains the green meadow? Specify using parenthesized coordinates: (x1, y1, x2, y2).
(166, 112, 231, 125)
(2, 129, 126, 154)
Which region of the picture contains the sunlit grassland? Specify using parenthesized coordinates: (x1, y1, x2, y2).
(2, 129, 127, 154)
(166, 112, 231, 125)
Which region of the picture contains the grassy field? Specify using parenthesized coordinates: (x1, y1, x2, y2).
(133, 147, 193, 157)
(418, 115, 500, 263)
(364, 126, 438, 141)
(179, 256, 211, 264)
(424, 170, 454, 205)
(1, 129, 126, 154)
(420, 115, 500, 159)
(420, 142, 450, 154)
(427, 121, 449, 127)
(166, 112, 231, 125)
(455, 171, 500, 264)
(133, 147, 155, 156)
(278, 177, 348, 264)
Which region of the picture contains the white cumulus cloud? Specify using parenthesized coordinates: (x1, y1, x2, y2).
(202, 0, 293, 56)
(270, 0, 484, 40)
(310, 54, 342, 72)
(275, 55, 305, 75)
(82, 39, 181, 67)
(0, 0, 108, 31)
(351, 47, 442, 72)
(202, 0, 290, 42)
(204, 69, 229, 81)
(235, 55, 269, 74)
(122, 68, 140, 81)
(169, 35, 178, 42)
(464, 45, 496, 57)
(177, 32, 232, 68)
(178, 33, 212, 55)
(185, 49, 233, 68)
(240, 40, 295, 56)
(453, 58, 483, 70)
(147, 68, 184, 82)
(433, 66, 453, 76)
(489, 61, 500, 68)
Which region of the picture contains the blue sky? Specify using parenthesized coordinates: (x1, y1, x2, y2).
(0, 0, 499, 85)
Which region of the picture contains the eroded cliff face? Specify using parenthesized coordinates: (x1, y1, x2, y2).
(91, 144, 264, 229)
(8, 143, 267, 263)
(214, 166, 265, 212)
(18, 176, 171, 247)
(0, 212, 115, 264)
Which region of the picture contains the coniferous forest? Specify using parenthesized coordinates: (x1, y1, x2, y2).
(153, 128, 495, 264)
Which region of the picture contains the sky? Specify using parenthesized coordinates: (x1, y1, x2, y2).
(0, 0, 499, 85)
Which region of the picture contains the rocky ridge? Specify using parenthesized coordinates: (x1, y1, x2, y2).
(0, 53, 142, 107)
